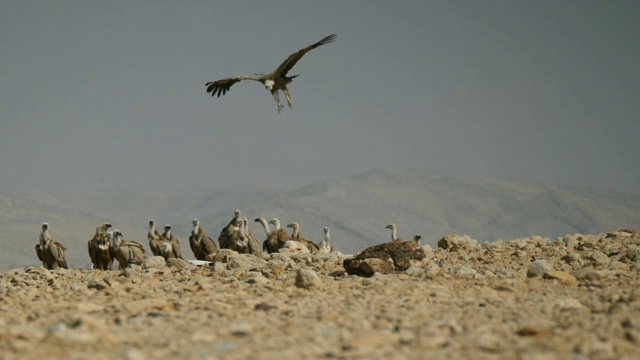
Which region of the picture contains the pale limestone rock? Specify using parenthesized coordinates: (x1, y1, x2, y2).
(246, 273, 270, 285)
(555, 297, 583, 311)
(211, 262, 226, 274)
(589, 251, 611, 266)
(120, 266, 140, 278)
(452, 265, 478, 278)
(405, 265, 425, 277)
(451, 235, 478, 248)
(562, 234, 581, 249)
(87, 278, 108, 290)
(424, 262, 441, 279)
(230, 321, 253, 336)
(571, 268, 611, 280)
(608, 260, 629, 271)
(166, 258, 188, 269)
(295, 268, 322, 289)
(527, 259, 553, 277)
(542, 271, 577, 284)
(476, 332, 503, 352)
(509, 238, 529, 249)
(483, 240, 506, 251)
(625, 245, 640, 261)
(209, 249, 238, 263)
(226, 254, 266, 271)
(589, 340, 615, 359)
(280, 240, 310, 254)
(142, 256, 166, 269)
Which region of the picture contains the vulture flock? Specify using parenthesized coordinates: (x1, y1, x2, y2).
(32, 34, 427, 269)
(34, 33, 345, 269)
(35, 209, 388, 270)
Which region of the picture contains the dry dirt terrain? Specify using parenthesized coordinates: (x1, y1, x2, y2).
(1, 230, 639, 359)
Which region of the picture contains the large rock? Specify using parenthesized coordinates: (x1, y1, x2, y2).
(226, 254, 266, 271)
(343, 241, 426, 277)
(589, 251, 611, 266)
(438, 234, 478, 250)
(295, 269, 322, 289)
(207, 249, 238, 263)
(279, 241, 310, 254)
(142, 256, 166, 270)
(543, 271, 577, 284)
(166, 258, 188, 269)
(527, 259, 553, 278)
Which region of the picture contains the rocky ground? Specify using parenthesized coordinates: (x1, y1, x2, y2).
(1, 229, 639, 360)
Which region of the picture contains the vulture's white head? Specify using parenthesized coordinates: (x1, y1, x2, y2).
(264, 79, 275, 91)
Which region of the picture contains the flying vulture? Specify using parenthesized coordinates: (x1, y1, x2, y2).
(205, 33, 336, 112)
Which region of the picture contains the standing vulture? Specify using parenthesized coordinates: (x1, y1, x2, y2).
(189, 219, 218, 260)
(286, 222, 319, 253)
(110, 230, 146, 269)
(218, 209, 242, 250)
(205, 33, 337, 112)
(148, 220, 163, 256)
(160, 225, 183, 260)
(88, 223, 113, 270)
(35, 223, 68, 270)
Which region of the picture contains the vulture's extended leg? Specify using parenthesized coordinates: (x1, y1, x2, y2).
(283, 88, 293, 109)
(271, 90, 284, 113)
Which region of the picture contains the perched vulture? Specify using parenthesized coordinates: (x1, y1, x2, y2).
(218, 209, 242, 250)
(189, 219, 218, 260)
(160, 224, 183, 260)
(287, 222, 319, 253)
(35, 223, 68, 269)
(88, 222, 113, 270)
(110, 229, 146, 269)
(256, 217, 286, 254)
(148, 219, 163, 256)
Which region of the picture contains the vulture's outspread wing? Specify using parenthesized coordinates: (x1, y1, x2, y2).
(272, 33, 337, 77)
(205, 74, 265, 97)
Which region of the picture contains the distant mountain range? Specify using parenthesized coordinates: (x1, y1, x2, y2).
(2, 168, 638, 269)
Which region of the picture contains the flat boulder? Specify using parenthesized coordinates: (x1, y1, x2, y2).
(142, 256, 166, 270)
(166, 258, 189, 269)
(438, 234, 478, 250)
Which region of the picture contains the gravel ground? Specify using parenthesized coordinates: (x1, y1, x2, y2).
(1, 230, 639, 359)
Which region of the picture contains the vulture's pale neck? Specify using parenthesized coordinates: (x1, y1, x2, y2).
(192, 222, 200, 236)
(112, 233, 122, 248)
(389, 225, 397, 241)
(239, 218, 247, 240)
(256, 217, 271, 236)
(271, 219, 281, 230)
(148, 222, 156, 240)
(290, 224, 300, 238)
(41, 228, 50, 245)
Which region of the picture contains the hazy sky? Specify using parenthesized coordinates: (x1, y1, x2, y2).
(1, 1, 639, 195)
